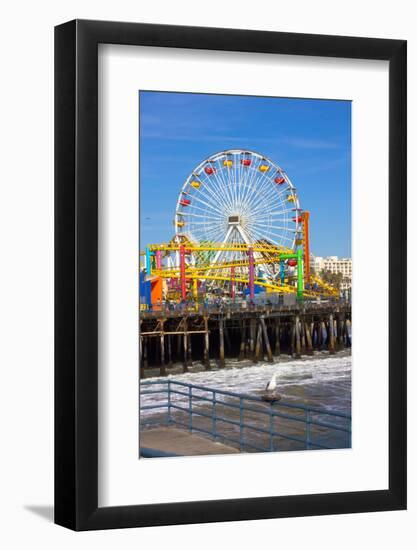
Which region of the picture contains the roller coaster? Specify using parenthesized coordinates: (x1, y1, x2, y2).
(140, 149, 339, 306)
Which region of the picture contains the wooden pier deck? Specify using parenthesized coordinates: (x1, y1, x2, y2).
(141, 427, 239, 456)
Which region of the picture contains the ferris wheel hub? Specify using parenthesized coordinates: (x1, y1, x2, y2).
(228, 215, 240, 225)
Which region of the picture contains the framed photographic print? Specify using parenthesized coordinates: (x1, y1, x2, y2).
(55, 19, 406, 530)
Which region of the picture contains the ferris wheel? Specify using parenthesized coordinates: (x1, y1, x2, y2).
(174, 149, 302, 286)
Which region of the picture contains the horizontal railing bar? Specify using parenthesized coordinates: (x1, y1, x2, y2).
(141, 379, 350, 420)
(140, 403, 169, 411)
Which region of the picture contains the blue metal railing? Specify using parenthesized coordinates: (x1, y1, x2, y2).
(140, 379, 351, 453)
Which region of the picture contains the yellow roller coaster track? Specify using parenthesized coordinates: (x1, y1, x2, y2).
(153, 256, 282, 276)
(142, 242, 339, 298)
(153, 270, 332, 299)
(144, 242, 294, 255)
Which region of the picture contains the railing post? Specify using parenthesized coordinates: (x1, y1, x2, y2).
(239, 397, 244, 451)
(306, 409, 311, 449)
(188, 384, 192, 433)
(212, 390, 217, 440)
(269, 404, 274, 451)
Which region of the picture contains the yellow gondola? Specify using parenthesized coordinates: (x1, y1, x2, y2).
(176, 221, 185, 227)
(223, 159, 233, 167)
(190, 180, 201, 188)
(287, 195, 295, 202)
(259, 164, 270, 172)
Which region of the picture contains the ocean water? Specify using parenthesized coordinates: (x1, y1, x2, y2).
(142, 353, 351, 413)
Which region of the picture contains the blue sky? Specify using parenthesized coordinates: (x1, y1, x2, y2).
(139, 91, 351, 257)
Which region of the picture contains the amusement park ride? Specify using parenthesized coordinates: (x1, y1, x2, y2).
(140, 149, 338, 308)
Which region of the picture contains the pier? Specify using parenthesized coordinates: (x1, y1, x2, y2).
(140, 301, 351, 376)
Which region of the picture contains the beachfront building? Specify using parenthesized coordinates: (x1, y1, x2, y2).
(311, 255, 352, 291)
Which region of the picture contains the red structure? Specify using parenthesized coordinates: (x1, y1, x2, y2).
(179, 245, 186, 300)
(155, 249, 162, 269)
(248, 247, 255, 300)
(302, 211, 311, 282)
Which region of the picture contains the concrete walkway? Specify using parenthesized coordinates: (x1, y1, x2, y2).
(141, 427, 239, 456)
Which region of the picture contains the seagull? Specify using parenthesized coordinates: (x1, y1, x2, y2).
(262, 373, 281, 403)
(265, 373, 277, 392)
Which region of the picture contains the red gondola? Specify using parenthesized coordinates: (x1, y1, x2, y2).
(274, 176, 285, 185)
(288, 259, 297, 267)
(241, 159, 252, 166)
(292, 216, 302, 223)
(204, 166, 216, 175)
(180, 198, 191, 206)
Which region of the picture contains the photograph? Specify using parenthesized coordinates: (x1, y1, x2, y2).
(139, 91, 352, 458)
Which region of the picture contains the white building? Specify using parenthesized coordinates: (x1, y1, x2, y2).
(311, 255, 352, 291)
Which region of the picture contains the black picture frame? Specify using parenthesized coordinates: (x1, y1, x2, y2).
(55, 19, 407, 531)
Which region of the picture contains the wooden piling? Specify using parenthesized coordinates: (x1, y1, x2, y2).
(255, 321, 263, 362)
(219, 316, 225, 367)
(328, 313, 335, 354)
(238, 321, 247, 361)
(167, 334, 172, 366)
(300, 319, 306, 355)
(295, 315, 301, 358)
(159, 320, 166, 376)
(203, 316, 210, 370)
(274, 319, 281, 357)
(304, 321, 314, 355)
(345, 318, 352, 347)
(320, 320, 326, 351)
(249, 318, 256, 359)
(260, 317, 273, 362)
(224, 324, 232, 353)
(336, 314, 344, 350)
(183, 317, 188, 373)
(290, 319, 296, 356)
(187, 332, 193, 366)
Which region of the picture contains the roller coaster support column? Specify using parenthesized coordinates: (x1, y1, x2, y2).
(179, 245, 186, 301)
(279, 260, 285, 285)
(155, 249, 162, 270)
(297, 247, 304, 299)
(231, 266, 235, 302)
(248, 247, 255, 300)
(192, 278, 198, 300)
(145, 247, 152, 276)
